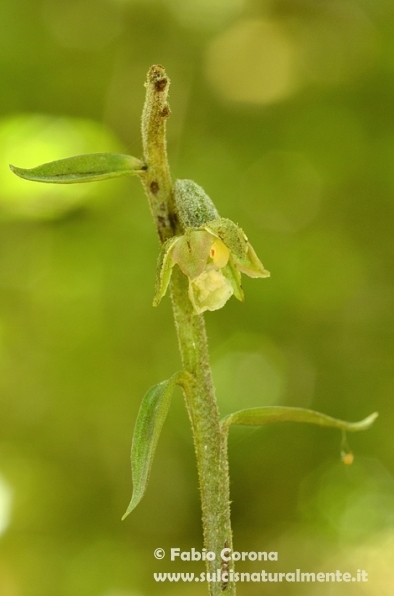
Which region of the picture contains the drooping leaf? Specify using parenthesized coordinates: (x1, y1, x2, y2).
(122, 372, 184, 519)
(10, 153, 146, 184)
(221, 406, 378, 433)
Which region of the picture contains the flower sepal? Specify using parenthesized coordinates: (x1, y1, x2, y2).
(204, 218, 270, 279)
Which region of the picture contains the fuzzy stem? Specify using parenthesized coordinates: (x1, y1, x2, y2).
(171, 268, 235, 595)
(140, 65, 235, 595)
(140, 64, 178, 242)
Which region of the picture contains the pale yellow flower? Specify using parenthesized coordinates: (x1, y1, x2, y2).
(154, 219, 270, 314)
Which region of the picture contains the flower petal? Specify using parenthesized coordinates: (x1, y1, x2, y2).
(223, 260, 244, 301)
(209, 238, 230, 268)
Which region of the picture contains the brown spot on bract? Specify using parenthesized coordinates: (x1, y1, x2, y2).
(169, 211, 179, 231)
(150, 181, 159, 195)
(155, 77, 168, 92)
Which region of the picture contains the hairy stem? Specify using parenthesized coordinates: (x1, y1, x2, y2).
(140, 64, 235, 595)
(171, 268, 235, 595)
(140, 64, 178, 242)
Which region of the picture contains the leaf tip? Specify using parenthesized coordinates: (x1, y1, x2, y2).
(122, 496, 139, 520)
(363, 411, 379, 428)
(9, 163, 34, 181)
(9, 164, 20, 176)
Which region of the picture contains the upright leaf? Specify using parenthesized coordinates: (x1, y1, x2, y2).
(122, 372, 184, 519)
(10, 153, 146, 184)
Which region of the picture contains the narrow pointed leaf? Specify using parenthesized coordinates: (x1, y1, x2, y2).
(122, 372, 183, 519)
(10, 153, 146, 184)
(221, 406, 378, 433)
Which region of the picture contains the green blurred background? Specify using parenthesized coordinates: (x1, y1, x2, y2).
(0, 0, 393, 594)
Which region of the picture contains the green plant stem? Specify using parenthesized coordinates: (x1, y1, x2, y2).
(140, 65, 235, 595)
(171, 268, 235, 595)
(140, 64, 178, 242)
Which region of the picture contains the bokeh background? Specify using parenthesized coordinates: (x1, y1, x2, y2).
(0, 0, 393, 594)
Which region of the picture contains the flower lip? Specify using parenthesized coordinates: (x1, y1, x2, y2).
(189, 268, 233, 314)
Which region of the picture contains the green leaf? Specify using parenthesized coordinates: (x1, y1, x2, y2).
(122, 372, 184, 520)
(10, 153, 146, 184)
(221, 406, 378, 433)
